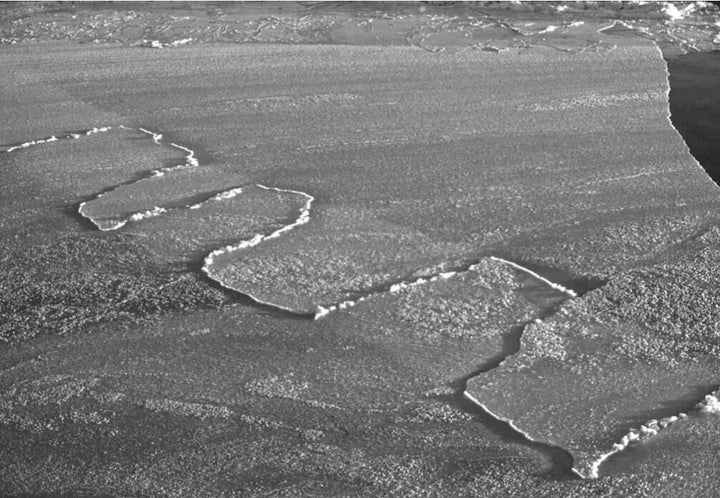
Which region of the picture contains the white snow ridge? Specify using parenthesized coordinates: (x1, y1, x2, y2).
(698, 389, 720, 414)
(315, 257, 577, 320)
(489, 257, 577, 297)
(138, 127, 163, 144)
(129, 206, 168, 222)
(202, 185, 314, 271)
(170, 142, 199, 167)
(314, 267, 460, 319)
(189, 187, 245, 209)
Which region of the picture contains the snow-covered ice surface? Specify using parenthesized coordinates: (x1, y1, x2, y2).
(123, 184, 305, 264)
(3, 2, 720, 496)
(467, 229, 720, 478)
(185, 41, 719, 314)
(321, 257, 567, 383)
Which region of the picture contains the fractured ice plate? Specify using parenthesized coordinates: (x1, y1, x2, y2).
(329, 257, 569, 385)
(466, 238, 720, 478)
(152, 41, 720, 315)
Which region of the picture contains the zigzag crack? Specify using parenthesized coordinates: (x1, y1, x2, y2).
(457, 261, 582, 479)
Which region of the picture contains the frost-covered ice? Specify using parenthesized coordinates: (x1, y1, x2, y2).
(539, 25, 559, 34)
(596, 386, 720, 478)
(589, 412, 688, 478)
(314, 258, 570, 320)
(129, 206, 167, 222)
(138, 127, 163, 145)
(314, 268, 458, 319)
(211, 187, 244, 201)
(169, 142, 199, 167)
(468, 242, 720, 478)
(4, 127, 111, 152)
(698, 389, 720, 414)
(663, 2, 702, 21)
(87, 126, 111, 135)
(188, 187, 245, 209)
(170, 38, 193, 47)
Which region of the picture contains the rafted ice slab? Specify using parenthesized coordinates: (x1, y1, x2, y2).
(467, 233, 720, 478)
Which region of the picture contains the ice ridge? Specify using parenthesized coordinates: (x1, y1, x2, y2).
(2, 126, 112, 153)
(201, 185, 314, 273)
(316, 257, 576, 319)
(76, 125, 203, 231)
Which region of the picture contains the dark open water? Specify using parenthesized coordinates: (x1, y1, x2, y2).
(667, 51, 720, 185)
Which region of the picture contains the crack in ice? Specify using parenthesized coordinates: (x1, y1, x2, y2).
(463, 390, 584, 479)
(316, 257, 577, 320)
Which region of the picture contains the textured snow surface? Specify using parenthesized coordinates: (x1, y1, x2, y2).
(2, 16, 720, 495)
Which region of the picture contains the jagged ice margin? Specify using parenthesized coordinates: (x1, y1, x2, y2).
(315, 256, 575, 319)
(589, 387, 720, 479)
